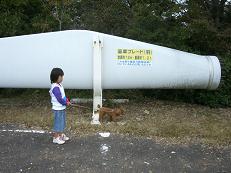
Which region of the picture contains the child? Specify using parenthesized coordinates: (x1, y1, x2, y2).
(49, 68, 70, 144)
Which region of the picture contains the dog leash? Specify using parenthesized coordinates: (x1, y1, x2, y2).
(69, 103, 92, 110)
(70, 103, 116, 112)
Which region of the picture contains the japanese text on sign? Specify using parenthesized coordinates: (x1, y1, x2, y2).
(116, 49, 152, 66)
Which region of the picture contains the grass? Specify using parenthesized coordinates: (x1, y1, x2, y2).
(0, 95, 231, 147)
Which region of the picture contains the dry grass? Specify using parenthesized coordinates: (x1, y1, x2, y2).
(0, 97, 231, 147)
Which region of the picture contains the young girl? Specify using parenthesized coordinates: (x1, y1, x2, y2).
(49, 68, 70, 144)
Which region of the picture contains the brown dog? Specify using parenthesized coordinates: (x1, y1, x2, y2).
(98, 105, 124, 123)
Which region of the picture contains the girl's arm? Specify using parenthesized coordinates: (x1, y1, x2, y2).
(52, 87, 67, 106)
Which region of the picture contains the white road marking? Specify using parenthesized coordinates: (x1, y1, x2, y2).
(0, 129, 51, 134)
(100, 144, 110, 154)
(99, 132, 110, 137)
(144, 161, 150, 165)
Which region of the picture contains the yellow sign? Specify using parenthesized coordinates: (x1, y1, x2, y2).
(116, 49, 152, 66)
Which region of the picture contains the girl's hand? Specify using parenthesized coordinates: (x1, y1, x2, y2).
(66, 97, 71, 106)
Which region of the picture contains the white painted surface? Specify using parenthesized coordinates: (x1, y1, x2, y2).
(91, 112, 100, 125)
(92, 35, 103, 125)
(99, 132, 111, 137)
(0, 30, 221, 90)
(100, 144, 110, 155)
(0, 129, 49, 134)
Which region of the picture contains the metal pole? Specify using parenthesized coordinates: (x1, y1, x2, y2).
(91, 34, 103, 125)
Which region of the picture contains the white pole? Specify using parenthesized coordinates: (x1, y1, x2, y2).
(91, 35, 103, 125)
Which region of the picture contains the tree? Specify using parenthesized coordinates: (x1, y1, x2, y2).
(77, 0, 132, 36)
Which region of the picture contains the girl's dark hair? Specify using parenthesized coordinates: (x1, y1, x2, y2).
(50, 68, 64, 83)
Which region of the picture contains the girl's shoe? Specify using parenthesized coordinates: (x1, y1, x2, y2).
(53, 137, 65, 145)
(61, 134, 70, 141)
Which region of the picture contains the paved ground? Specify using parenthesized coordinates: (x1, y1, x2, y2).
(0, 124, 230, 173)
